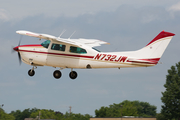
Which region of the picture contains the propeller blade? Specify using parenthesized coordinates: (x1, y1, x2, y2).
(18, 35, 23, 46)
(12, 35, 23, 65)
(18, 52, 22, 65)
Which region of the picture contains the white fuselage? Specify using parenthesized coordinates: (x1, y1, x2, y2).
(18, 41, 155, 69)
(13, 30, 175, 79)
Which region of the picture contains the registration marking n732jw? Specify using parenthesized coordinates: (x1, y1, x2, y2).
(94, 54, 128, 63)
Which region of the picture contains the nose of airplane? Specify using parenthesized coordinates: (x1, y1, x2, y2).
(12, 46, 22, 65)
(13, 46, 19, 52)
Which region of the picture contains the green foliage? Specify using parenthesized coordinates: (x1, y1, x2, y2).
(95, 100, 156, 117)
(0, 108, 15, 120)
(30, 109, 91, 120)
(133, 101, 156, 117)
(161, 62, 180, 120)
(30, 109, 57, 119)
(156, 113, 167, 120)
(10, 108, 39, 120)
(62, 112, 92, 120)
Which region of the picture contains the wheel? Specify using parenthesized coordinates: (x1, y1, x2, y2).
(28, 69, 35, 76)
(53, 70, 62, 79)
(69, 71, 77, 79)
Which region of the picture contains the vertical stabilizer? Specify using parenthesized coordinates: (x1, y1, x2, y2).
(126, 31, 175, 65)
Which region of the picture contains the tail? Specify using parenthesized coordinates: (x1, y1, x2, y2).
(127, 31, 175, 65)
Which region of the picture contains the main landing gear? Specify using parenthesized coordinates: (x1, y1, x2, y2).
(53, 70, 62, 79)
(27, 67, 78, 79)
(53, 69, 78, 79)
(69, 69, 77, 79)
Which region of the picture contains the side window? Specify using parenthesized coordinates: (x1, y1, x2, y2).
(51, 43, 66, 51)
(41, 40, 50, 48)
(69, 46, 87, 54)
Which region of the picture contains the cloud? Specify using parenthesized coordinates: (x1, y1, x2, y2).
(168, 1, 180, 11)
(0, 9, 10, 21)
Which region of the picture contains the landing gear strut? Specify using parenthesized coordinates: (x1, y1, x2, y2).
(53, 70, 62, 79)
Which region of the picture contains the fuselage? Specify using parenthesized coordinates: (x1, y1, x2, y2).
(14, 40, 156, 69)
(13, 30, 175, 79)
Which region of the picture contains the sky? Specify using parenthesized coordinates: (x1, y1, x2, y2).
(0, 0, 180, 117)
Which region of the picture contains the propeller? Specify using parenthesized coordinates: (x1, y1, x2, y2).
(17, 50, 22, 65)
(12, 35, 23, 65)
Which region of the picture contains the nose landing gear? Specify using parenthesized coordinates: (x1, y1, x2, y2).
(28, 69, 35, 76)
(28, 66, 37, 77)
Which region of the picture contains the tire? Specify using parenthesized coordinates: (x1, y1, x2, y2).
(69, 71, 78, 79)
(28, 69, 35, 76)
(53, 70, 62, 79)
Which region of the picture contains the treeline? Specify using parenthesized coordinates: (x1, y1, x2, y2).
(0, 100, 157, 120)
(0, 108, 92, 120)
(95, 100, 156, 118)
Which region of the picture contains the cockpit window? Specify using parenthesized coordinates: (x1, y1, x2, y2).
(41, 40, 50, 48)
(51, 43, 66, 51)
(69, 46, 87, 54)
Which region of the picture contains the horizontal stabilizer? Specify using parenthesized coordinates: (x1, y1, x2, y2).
(127, 58, 160, 64)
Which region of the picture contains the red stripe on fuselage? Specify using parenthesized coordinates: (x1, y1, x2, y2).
(19, 44, 94, 59)
(19, 44, 42, 47)
(19, 49, 94, 59)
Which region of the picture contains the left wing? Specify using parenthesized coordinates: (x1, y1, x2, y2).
(16, 30, 57, 41)
(16, 30, 109, 47)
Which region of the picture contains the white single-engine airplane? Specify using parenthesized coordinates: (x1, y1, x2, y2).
(13, 30, 175, 79)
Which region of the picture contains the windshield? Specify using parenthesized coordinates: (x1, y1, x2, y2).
(41, 40, 50, 48)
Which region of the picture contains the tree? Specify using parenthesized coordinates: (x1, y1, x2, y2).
(30, 109, 57, 119)
(161, 62, 180, 120)
(0, 108, 15, 120)
(95, 100, 156, 117)
(133, 101, 156, 117)
(30, 109, 91, 120)
(10, 108, 39, 120)
(10, 110, 22, 120)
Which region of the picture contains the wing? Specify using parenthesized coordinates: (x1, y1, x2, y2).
(16, 30, 57, 41)
(16, 30, 109, 47)
(73, 38, 110, 47)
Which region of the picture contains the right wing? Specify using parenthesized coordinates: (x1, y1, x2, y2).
(16, 30, 109, 47)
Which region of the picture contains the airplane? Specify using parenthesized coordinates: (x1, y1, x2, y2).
(13, 30, 175, 79)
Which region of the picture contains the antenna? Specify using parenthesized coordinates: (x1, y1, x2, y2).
(59, 29, 66, 38)
(68, 31, 76, 39)
(69, 106, 72, 114)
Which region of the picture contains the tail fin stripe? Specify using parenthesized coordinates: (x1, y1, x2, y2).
(146, 31, 175, 46)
